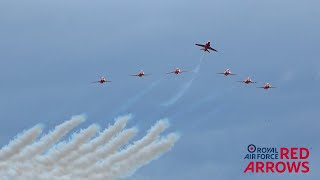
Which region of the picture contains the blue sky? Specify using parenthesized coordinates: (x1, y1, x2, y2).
(0, 0, 319, 179)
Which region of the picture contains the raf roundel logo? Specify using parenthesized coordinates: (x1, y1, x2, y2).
(247, 144, 256, 153)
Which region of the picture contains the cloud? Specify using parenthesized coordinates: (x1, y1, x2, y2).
(0, 115, 178, 180)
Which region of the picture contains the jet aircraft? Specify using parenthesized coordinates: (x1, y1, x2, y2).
(166, 68, 187, 75)
(257, 83, 276, 90)
(217, 69, 236, 76)
(237, 77, 257, 84)
(92, 77, 111, 84)
(130, 70, 150, 77)
(195, 41, 218, 53)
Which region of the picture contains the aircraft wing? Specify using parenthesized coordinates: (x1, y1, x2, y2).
(217, 73, 225, 74)
(91, 81, 99, 83)
(209, 47, 218, 52)
(229, 73, 236, 75)
(195, 44, 205, 47)
(166, 71, 175, 74)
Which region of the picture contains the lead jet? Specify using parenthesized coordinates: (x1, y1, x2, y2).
(130, 70, 150, 77)
(166, 68, 187, 75)
(195, 41, 218, 53)
(92, 76, 111, 84)
(237, 77, 257, 84)
(217, 69, 236, 76)
(257, 83, 276, 90)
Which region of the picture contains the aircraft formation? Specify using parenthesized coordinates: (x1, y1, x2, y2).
(92, 41, 276, 90)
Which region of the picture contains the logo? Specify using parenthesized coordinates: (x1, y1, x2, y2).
(247, 144, 256, 153)
(243, 144, 310, 173)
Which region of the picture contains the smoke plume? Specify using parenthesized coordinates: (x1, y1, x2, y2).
(0, 115, 178, 180)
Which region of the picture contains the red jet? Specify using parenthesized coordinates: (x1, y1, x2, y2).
(257, 83, 276, 90)
(217, 69, 236, 76)
(92, 76, 111, 84)
(130, 70, 150, 77)
(237, 77, 257, 84)
(195, 41, 218, 53)
(166, 68, 187, 75)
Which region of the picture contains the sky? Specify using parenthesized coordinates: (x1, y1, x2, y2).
(0, 0, 320, 179)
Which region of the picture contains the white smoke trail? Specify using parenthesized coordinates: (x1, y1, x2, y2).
(115, 78, 164, 115)
(162, 54, 205, 106)
(12, 115, 85, 162)
(0, 115, 179, 179)
(194, 54, 205, 73)
(37, 124, 99, 166)
(59, 114, 130, 166)
(94, 133, 180, 180)
(0, 126, 42, 175)
(66, 127, 138, 173)
(79, 119, 169, 177)
(105, 120, 169, 165)
(162, 76, 196, 106)
(0, 125, 43, 161)
(170, 94, 218, 119)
